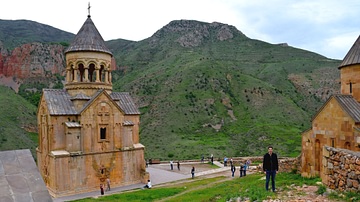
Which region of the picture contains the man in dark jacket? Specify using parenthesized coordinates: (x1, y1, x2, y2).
(263, 146, 279, 192)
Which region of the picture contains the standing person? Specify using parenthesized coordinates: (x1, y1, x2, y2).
(191, 166, 195, 179)
(177, 161, 180, 170)
(100, 184, 104, 195)
(211, 154, 214, 165)
(243, 161, 247, 176)
(201, 155, 204, 163)
(224, 156, 228, 166)
(263, 146, 279, 192)
(240, 163, 244, 177)
(106, 178, 110, 191)
(246, 159, 251, 167)
(231, 165, 236, 177)
(170, 160, 174, 170)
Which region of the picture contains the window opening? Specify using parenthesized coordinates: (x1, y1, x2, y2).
(100, 127, 106, 139)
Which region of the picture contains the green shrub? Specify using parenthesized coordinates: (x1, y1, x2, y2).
(316, 184, 326, 195)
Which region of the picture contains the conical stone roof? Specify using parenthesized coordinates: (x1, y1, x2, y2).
(339, 35, 360, 69)
(65, 15, 112, 55)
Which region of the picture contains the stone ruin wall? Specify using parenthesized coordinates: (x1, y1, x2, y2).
(323, 146, 360, 192)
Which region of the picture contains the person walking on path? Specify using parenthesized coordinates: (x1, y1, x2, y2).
(177, 161, 180, 170)
(201, 155, 204, 163)
(191, 166, 195, 179)
(106, 178, 110, 191)
(170, 160, 174, 170)
(100, 184, 104, 195)
(211, 154, 214, 165)
(263, 146, 279, 192)
(231, 165, 236, 177)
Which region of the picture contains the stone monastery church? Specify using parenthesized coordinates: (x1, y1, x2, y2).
(301, 35, 360, 179)
(36, 13, 148, 197)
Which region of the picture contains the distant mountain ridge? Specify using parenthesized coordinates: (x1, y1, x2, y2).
(0, 18, 341, 159)
(0, 19, 74, 52)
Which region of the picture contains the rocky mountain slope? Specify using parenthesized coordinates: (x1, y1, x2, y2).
(0, 19, 342, 159)
(0, 43, 66, 92)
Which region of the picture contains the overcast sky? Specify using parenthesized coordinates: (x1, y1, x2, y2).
(1, 0, 360, 60)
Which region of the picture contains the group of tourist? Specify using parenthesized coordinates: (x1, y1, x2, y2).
(101, 146, 279, 195)
(169, 160, 181, 171)
(213, 146, 279, 192)
(229, 146, 279, 192)
(229, 159, 251, 177)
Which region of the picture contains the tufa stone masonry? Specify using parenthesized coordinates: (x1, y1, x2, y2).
(36, 14, 148, 197)
(301, 35, 360, 185)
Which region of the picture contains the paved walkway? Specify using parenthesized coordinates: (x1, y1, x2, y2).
(53, 161, 229, 202)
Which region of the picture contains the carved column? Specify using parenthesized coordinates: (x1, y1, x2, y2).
(84, 68, 89, 82)
(105, 70, 109, 83)
(95, 68, 100, 82)
(66, 69, 71, 83)
(73, 68, 78, 82)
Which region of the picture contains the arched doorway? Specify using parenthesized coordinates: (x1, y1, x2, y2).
(345, 142, 351, 150)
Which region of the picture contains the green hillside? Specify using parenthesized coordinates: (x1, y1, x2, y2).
(0, 19, 342, 160)
(0, 85, 37, 156)
(0, 19, 74, 50)
(109, 20, 341, 159)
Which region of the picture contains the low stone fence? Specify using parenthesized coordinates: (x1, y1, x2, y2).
(323, 146, 360, 192)
(234, 157, 299, 173)
(148, 156, 300, 173)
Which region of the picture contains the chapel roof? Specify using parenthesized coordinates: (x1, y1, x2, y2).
(43, 89, 140, 115)
(334, 94, 360, 123)
(339, 35, 360, 69)
(312, 94, 360, 123)
(43, 89, 78, 115)
(110, 92, 141, 115)
(64, 15, 112, 55)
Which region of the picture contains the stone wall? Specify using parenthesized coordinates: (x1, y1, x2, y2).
(170, 156, 300, 173)
(250, 156, 300, 173)
(323, 146, 360, 192)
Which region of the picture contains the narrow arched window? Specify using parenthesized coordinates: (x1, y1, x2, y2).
(350, 82, 352, 94)
(100, 65, 105, 82)
(78, 64, 84, 82)
(100, 127, 106, 139)
(89, 63, 95, 82)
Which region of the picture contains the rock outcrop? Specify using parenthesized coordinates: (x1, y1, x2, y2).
(0, 42, 65, 79)
(0, 42, 66, 91)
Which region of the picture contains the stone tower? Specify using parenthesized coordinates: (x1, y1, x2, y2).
(36, 14, 148, 197)
(339, 35, 360, 102)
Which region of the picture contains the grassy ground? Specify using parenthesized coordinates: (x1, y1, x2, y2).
(70, 172, 360, 202)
